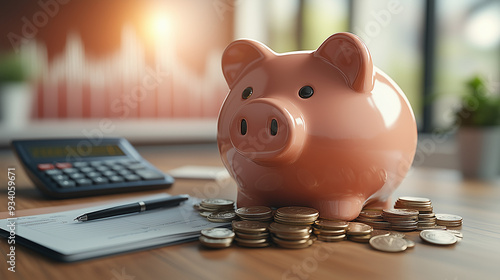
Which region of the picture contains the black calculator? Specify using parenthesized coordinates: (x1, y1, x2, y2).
(11, 138, 174, 198)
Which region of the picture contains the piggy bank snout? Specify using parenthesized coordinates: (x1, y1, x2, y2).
(229, 98, 305, 165)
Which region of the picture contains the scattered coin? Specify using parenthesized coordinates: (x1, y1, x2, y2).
(369, 235, 408, 252)
(419, 229, 458, 245)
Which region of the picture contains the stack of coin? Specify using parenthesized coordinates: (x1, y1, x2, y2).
(346, 222, 373, 243)
(382, 209, 419, 231)
(355, 209, 391, 230)
(232, 220, 271, 248)
(274, 206, 319, 225)
(199, 228, 235, 249)
(194, 198, 237, 223)
(235, 206, 273, 222)
(269, 222, 314, 249)
(198, 198, 235, 212)
(394, 197, 436, 229)
(435, 214, 463, 227)
(313, 219, 348, 242)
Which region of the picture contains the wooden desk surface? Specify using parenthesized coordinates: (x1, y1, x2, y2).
(1, 143, 499, 280)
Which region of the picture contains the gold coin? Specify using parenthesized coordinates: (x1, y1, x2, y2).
(314, 219, 348, 230)
(346, 222, 373, 236)
(274, 238, 314, 249)
(199, 236, 232, 249)
(231, 220, 269, 233)
(201, 228, 235, 239)
(348, 234, 371, 243)
(269, 222, 311, 234)
(276, 206, 319, 218)
(235, 232, 269, 240)
(273, 232, 311, 240)
(369, 235, 408, 252)
(316, 234, 346, 242)
(419, 229, 457, 245)
(272, 236, 310, 245)
(313, 228, 345, 236)
(235, 241, 271, 248)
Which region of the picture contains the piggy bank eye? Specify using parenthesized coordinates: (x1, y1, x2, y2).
(242, 87, 253, 99)
(298, 86, 314, 99)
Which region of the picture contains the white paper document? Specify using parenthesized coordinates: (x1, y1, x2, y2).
(0, 194, 227, 262)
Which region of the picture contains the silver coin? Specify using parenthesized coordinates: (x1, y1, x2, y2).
(369, 235, 407, 252)
(419, 230, 457, 245)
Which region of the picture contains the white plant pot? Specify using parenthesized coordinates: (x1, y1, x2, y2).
(0, 82, 34, 129)
(457, 126, 500, 180)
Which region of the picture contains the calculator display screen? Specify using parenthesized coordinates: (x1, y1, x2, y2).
(28, 144, 126, 159)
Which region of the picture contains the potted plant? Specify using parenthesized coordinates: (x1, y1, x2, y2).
(455, 75, 500, 180)
(0, 52, 34, 128)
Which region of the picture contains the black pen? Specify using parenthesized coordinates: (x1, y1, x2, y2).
(74, 194, 190, 222)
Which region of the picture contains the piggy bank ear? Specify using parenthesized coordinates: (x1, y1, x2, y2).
(314, 32, 374, 93)
(222, 39, 273, 89)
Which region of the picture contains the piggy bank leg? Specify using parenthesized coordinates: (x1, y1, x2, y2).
(310, 197, 365, 221)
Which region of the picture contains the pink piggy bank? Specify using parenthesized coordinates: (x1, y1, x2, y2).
(217, 32, 417, 221)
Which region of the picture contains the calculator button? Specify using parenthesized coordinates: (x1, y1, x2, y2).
(128, 163, 147, 170)
(45, 169, 62, 176)
(51, 174, 69, 181)
(73, 162, 89, 168)
(110, 165, 125, 171)
(108, 175, 124, 183)
(102, 170, 116, 177)
(134, 169, 164, 180)
(57, 180, 76, 188)
(62, 168, 79, 174)
(69, 173, 86, 180)
(55, 162, 72, 169)
(79, 167, 95, 173)
(118, 169, 133, 176)
(92, 177, 109, 184)
(95, 165, 110, 172)
(86, 172, 101, 178)
(75, 178, 93, 186)
(90, 161, 104, 167)
(37, 163, 55, 171)
(124, 174, 141, 181)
